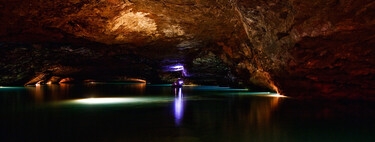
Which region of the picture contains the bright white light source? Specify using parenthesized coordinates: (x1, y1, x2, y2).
(75, 98, 137, 104)
(171, 65, 184, 71)
(268, 94, 286, 97)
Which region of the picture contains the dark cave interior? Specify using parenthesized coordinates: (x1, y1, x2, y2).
(0, 0, 374, 99)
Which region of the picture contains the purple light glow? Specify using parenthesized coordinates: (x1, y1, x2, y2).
(171, 65, 184, 71)
(174, 88, 184, 125)
(178, 80, 184, 85)
(165, 64, 188, 77)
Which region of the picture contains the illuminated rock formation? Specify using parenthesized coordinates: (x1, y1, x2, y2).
(0, 0, 373, 98)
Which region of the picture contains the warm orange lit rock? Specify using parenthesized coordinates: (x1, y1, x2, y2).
(59, 78, 75, 84)
(0, 0, 373, 98)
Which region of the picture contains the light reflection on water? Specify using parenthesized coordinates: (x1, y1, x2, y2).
(1, 84, 375, 142)
(34, 85, 43, 103)
(174, 87, 184, 126)
(75, 98, 139, 104)
(68, 97, 175, 106)
(84, 82, 147, 95)
(241, 97, 280, 127)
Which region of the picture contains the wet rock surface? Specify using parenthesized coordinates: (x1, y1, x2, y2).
(0, 0, 374, 98)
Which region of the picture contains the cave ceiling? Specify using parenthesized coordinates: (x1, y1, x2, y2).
(0, 0, 374, 98)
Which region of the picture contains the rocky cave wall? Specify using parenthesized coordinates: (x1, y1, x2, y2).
(229, 0, 375, 98)
(0, 0, 374, 98)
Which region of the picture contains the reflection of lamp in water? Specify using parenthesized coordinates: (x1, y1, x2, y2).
(174, 88, 184, 125)
(34, 85, 44, 103)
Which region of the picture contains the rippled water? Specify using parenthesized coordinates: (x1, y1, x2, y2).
(1, 83, 374, 142)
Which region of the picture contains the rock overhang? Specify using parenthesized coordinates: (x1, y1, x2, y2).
(0, 0, 374, 99)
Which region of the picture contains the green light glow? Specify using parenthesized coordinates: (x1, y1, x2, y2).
(188, 86, 249, 91)
(0, 86, 27, 89)
(219, 91, 287, 97)
(231, 92, 273, 95)
(146, 84, 172, 87)
(75, 98, 138, 104)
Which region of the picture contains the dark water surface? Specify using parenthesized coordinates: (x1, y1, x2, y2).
(1, 83, 374, 142)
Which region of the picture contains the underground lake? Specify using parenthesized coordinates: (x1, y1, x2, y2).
(1, 83, 374, 142)
(1, 0, 374, 141)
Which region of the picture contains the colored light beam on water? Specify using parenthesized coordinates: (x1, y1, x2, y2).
(0, 86, 27, 89)
(75, 98, 138, 104)
(188, 86, 248, 92)
(174, 88, 184, 126)
(228, 92, 287, 97)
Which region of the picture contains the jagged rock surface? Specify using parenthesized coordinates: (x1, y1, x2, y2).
(230, 0, 375, 98)
(0, 0, 374, 98)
